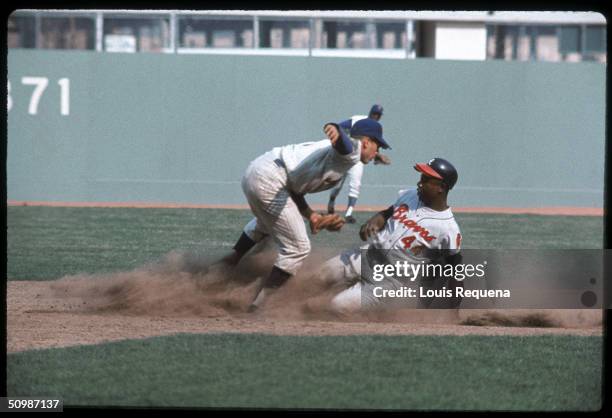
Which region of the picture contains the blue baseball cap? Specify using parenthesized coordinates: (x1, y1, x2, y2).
(369, 104, 383, 117)
(350, 118, 391, 150)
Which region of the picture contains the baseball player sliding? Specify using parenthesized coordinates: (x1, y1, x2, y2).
(218, 118, 391, 312)
(327, 104, 391, 223)
(317, 158, 463, 314)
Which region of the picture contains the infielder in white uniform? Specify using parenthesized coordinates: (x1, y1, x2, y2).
(328, 104, 391, 223)
(317, 158, 462, 314)
(219, 118, 391, 312)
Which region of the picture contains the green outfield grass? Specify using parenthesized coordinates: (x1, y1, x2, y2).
(6, 207, 603, 280)
(7, 333, 601, 410)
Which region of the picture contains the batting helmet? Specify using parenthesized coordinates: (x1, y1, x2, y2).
(369, 104, 383, 118)
(414, 158, 458, 190)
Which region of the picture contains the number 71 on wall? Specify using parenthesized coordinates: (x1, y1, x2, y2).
(7, 77, 70, 116)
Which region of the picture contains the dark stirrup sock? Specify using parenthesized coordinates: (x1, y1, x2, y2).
(232, 232, 257, 258)
(264, 265, 292, 289)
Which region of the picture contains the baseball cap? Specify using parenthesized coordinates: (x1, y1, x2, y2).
(350, 118, 391, 150)
(414, 158, 458, 189)
(369, 104, 384, 116)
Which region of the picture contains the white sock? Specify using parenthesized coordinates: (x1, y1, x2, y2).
(345, 206, 354, 217)
(251, 288, 267, 308)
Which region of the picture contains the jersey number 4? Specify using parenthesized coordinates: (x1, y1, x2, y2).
(401, 236, 416, 249)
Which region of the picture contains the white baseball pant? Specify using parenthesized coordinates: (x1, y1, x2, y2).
(317, 247, 412, 314)
(241, 152, 311, 275)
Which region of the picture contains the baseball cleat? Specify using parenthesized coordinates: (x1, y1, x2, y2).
(345, 215, 356, 224)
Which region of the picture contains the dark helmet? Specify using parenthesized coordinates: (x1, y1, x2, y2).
(369, 104, 383, 118)
(414, 158, 458, 190)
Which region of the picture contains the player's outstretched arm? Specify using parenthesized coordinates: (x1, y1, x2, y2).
(359, 205, 394, 241)
(324, 123, 353, 155)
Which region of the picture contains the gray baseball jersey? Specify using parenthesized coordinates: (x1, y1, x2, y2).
(275, 139, 361, 194)
(241, 138, 362, 275)
(318, 188, 462, 312)
(371, 189, 461, 260)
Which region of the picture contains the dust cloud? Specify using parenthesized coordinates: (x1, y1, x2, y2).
(47, 242, 341, 319)
(42, 241, 602, 328)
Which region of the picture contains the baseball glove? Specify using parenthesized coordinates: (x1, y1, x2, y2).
(310, 213, 345, 234)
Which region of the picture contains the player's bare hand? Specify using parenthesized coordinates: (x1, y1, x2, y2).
(359, 213, 386, 241)
(324, 124, 340, 145)
(374, 153, 391, 165)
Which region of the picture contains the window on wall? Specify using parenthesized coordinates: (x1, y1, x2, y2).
(104, 17, 170, 52)
(514, 26, 532, 61)
(320, 20, 374, 49)
(178, 17, 254, 48)
(584, 25, 606, 62)
(8, 14, 36, 48)
(486, 23, 609, 62)
(258, 19, 310, 48)
(585, 25, 606, 53)
(558, 25, 582, 62)
(40, 16, 96, 50)
(559, 25, 581, 54)
(486, 25, 520, 60)
(534, 26, 559, 62)
(486, 25, 535, 61)
(374, 22, 407, 49)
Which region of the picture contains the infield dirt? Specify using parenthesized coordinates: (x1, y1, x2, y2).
(7, 248, 603, 353)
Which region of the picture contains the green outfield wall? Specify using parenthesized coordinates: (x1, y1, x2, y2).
(7, 50, 605, 208)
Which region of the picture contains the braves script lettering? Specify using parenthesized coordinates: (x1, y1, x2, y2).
(392, 204, 436, 242)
